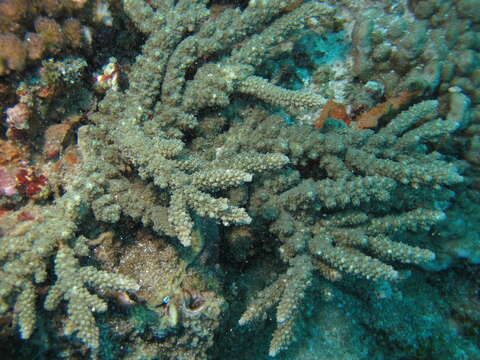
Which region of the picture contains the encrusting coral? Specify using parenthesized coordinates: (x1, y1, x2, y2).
(92, 232, 226, 360)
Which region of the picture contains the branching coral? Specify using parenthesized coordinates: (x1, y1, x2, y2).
(239, 255, 314, 356)
(221, 100, 465, 355)
(1, 0, 472, 358)
(0, 0, 332, 356)
(0, 124, 139, 353)
(88, 0, 334, 246)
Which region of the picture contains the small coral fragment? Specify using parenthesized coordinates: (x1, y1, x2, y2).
(354, 90, 420, 129)
(315, 99, 351, 130)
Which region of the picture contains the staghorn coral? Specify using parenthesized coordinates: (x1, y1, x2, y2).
(1, 0, 478, 359)
(0, 0, 330, 357)
(44, 243, 139, 351)
(88, 0, 333, 247)
(0, 124, 140, 354)
(218, 100, 465, 355)
(239, 255, 314, 356)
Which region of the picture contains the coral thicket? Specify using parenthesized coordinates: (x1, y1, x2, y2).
(0, 0, 479, 359)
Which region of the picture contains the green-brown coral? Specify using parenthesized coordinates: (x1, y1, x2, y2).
(227, 100, 464, 355)
(0, 0, 330, 356)
(0, 0, 476, 359)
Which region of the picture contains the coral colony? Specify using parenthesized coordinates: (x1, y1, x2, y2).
(0, 0, 479, 359)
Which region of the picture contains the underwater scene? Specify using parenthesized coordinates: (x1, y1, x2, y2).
(0, 0, 479, 359)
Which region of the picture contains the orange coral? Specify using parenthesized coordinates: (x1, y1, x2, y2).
(62, 146, 80, 166)
(43, 114, 81, 159)
(0, 0, 28, 22)
(36, 85, 57, 98)
(63, 18, 83, 48)
(41, 0, 88, 14)
(0, 140, 27, 167)
(0, 34, 27, 75)
(315, 100, 351, 130)
(354, 90, 420, 130)
(34, 17, 65, 52)
(0, 0, 89, 75)
(43, 119, 77, 159)
(25, 32, 46, 60)
(39, 0, 65, 16)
